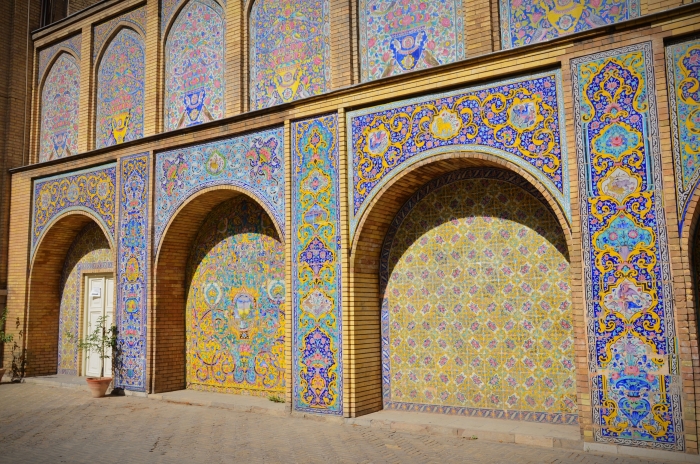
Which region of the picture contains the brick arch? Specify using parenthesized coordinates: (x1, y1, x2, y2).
(26, 211, 114, 377)
(348, 152, 572, 417)
(152, 186, 281, 393)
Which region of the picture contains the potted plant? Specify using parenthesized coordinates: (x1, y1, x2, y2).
(0, 307, 12, 383)
(69, 315, 118, 398)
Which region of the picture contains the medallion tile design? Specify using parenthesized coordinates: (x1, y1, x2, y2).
(292, 114, 343, 415)
(348, 70, 569, 240)
(500, 0, 640, 50)
(186, 197, 285, 395)
(154, 127, 285, 251)
(164, 0, 225, 131)
(359, 0, 463, 82)
(381, 169, 576, 423)
(571, 43, 683, 450)
(58, 223, 113, 376)
(115, 154, 149, 391)
(95, 28, 146, 149)
(40, 53, 81, 162)
(38, 34, 82, 82)
(93, 7, 147, 61)
(32, 164, 117, 258)
(667, 38, 700, 235)
(250, 0, 331, 110)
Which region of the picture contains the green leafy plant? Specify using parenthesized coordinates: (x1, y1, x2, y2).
(0, 307, 27, 382)
(268, 394, 285, 403)
(67, 316, 118, 379)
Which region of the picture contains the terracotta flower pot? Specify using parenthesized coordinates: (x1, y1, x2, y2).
(86, 377, 112, 398)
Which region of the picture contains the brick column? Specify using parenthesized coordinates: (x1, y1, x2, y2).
(143, 0, 160, 137)
(225, 0, 243, 116)
(330, 0, 354, 89)
(77, 26, 93, 153)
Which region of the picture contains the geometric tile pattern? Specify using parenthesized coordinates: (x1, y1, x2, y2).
(291, 114, 343, 415)
(348, 70, 570, 240)
(58, 223, 113, 376)
(164, 0, 225, 131)
(32, 164, 117, 259)
(381, 169, 577, 424)
(250, 0, 331, 110)
(666, 37, 700, 235)
(154, 127, 285, 251)
(38, 34, 82, 82)
(359, 0, 464, 82)
(39, 53, 81, 162)
(571, 43, 684, 451)
(93, 7, 146, 61)
(186, 197, 285, 396)
(115, 153, 149, 391)
(95, 28, 146, 149)
(499, 0, 640, 50)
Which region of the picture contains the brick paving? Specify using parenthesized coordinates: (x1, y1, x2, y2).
(0, 383, 664, 464)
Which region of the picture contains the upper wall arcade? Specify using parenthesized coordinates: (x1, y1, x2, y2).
(30, 0, 670, 164)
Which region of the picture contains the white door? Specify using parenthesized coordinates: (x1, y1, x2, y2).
(84, 276, 115, 378)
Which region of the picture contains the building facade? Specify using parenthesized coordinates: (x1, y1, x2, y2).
(3, 0, 700, 459)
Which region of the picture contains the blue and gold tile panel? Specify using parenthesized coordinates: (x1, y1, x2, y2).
(500, 0, 640, 50)
(571, 42, 684, 451)
(291, 114, 343, 415)
(31, 164, 117, 259)
(347, 69, 570, 241)
(116, 153, 150, 391)
(666, 37, 700, 235)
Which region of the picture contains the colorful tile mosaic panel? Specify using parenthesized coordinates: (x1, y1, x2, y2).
(359, 0, 464, 82)
(186, 197, 285, 395)
(115, 153, 149, 391)
(162, 0, 225, 36)
(32, 164, 117, 258)
(93, 7, 147, 61)
(249, 0, 331, 110)
(348, 70, 570, 241)
(95, 28, 146, 149)
(58, 223, 113, 376)
(667, 38, 700, 235)
(381, 169, 577, 423)
(571, 43, 683, 450)
(39, 53, 81, 162)
(291, 114, 343, 415)
(154, 127, 285, 251)
(164, 0, 226, 131)
(500, 0, 640, 50)
(38, 34, 82, 82)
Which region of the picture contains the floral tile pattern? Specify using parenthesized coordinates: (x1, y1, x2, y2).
(186, 197, 286, 396)
(359, 0, 463, 82)
(571, 43, 683, 450)
(250, 0, 331, 109)
(381, 168, 576, 423)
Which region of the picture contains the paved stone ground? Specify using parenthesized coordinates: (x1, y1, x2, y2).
(0, 383, 666, 464)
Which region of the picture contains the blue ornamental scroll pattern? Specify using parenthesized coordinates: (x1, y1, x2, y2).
(571, 43, 683, 451)
(292, 114, 343, 415)
(116, 153, 150, 391)
(32, 164, 116, 258)
(154, 127, 285, 251)
(348, 70, 570, 240)
(666, 38, 700, 235)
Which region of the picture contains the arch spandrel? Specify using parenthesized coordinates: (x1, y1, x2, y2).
(347, 69, 571, 243)
(154, 127, 285, 252)
(31, 164, 117, 260)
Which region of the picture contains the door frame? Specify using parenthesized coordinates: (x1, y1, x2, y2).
(81, 273, 115, 377)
